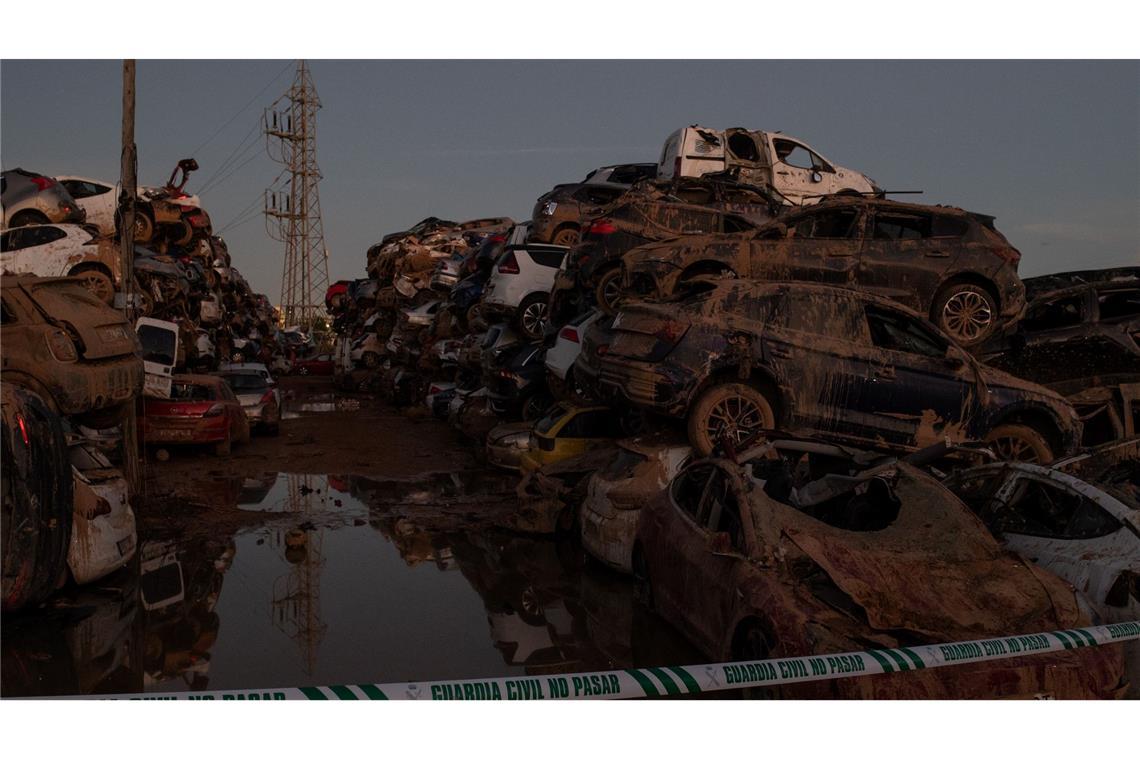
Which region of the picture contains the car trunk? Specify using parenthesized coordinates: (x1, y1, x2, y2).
(20, 280, 135, 360)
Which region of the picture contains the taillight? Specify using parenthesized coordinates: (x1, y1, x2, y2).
(489, 234, 506, 244)
(203, 404, 226, 418)
(16, 414, 29, 446)
(31, 176, 55, 191)
(559, 327, 580, 343)
(588, 219, 616, 236)
(498, 251, 520, 274)
(46, 329, 78, 362)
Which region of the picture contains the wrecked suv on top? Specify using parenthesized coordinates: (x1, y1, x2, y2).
(576, 281, 1080, 461)
(622, 196, 1025, 347)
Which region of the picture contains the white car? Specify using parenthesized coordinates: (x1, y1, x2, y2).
(0, 223, 118, 304)
(944, 451, 1139, 683)
(579, 436, 692, 573)
(218, 361, 273, 383)
(544, 309, 603, 394)
(658, 125, 879, 206)
(482, 242, 570, 339)
(56, 176, 120, 236)
(67, 436, 137, 585)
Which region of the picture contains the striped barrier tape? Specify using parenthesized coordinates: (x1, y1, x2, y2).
(79, 620, 1140, 700)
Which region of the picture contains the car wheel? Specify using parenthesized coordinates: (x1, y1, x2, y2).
(69, 266, 115, 305)
(551, 227, 580, 247)
(464, 303, 483, 330)
(170, 220, 194, 247)
(515, 294, 549, 340)
(933, 282, 998, 347)
(688, 382, 776, 456)
(214, 431, 232, 457)
(298, 366, 310, 376)
(133, 211, 155, 243)
(594, 268, 623, 315)
(632, 547, 653, 610)
(8, 210, 50, 227)
(984, 423, 1054, 464)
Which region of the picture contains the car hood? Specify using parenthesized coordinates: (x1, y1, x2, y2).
(755, 464, 1084, 641)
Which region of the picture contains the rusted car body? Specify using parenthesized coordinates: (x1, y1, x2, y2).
(575, 281, 1080, 461)
(529, 163, 657, 246)
(549, 178, 775, 321)
(140, 374, 249, 456)
(579, 433, 691, 573)
(632, 453, 1127, 698)
(0, 224, 122, 304)
(0, 276, 143, 428)
(980, 267, 1139, 445)
(621, 197, 1025, 347)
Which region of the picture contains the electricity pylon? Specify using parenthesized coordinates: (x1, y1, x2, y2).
(271, 474, 328, 675)
(264, 60, 330, 330)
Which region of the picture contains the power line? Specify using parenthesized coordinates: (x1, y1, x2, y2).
(190, 60, 295, 158)
(197, 120, 262, 193)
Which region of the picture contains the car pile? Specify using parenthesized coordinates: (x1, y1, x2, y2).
(326, 124, 1139, 697)
(1, 160, 286, 612)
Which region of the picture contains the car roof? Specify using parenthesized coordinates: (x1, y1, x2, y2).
(172, 373, 226, 387)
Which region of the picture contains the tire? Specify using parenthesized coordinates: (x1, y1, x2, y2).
(687, 382, 776, 456)
(632, 547, 653, 611)
(297, 366, 310, 376)
(170, 220, 194, 247)
(68, 266, 115, 305)
(8, 210, 50, 227)
(932, 281, 998, 347)
(984, 423, 1054, 464)
(515, 293, 549, 341)
(594, 267, 623, 315)
(551, 227, 580, 247)
(2, 385, 73, 612)
(133, 211, 155, 243)
(214, 431, 232, 457)
(464, 303, 483, 330)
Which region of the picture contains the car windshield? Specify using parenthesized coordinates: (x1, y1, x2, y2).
(220, 373, 269, 391)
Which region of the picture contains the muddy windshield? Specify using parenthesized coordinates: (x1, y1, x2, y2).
(138, 324, 177, 365)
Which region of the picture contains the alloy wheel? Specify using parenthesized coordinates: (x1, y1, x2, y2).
(941, 289, 993, 343)
(706, 395, 767, 445)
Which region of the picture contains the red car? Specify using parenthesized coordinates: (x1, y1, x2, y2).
(291, 353, 335, 376)
(141, 374, 250, 455)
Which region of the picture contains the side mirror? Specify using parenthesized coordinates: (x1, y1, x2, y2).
(810, 171, 823, 183)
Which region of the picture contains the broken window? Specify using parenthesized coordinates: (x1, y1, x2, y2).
(61, 180, 111, 199)
(773, 139, 824, 171)
(608, 165, 656, 185)
(793, 209, 860, 239)
(865, 306, 947, 358)
(671, 464, 715, 523)
(1022, 295, 1084, 331)
(705, 475, 744, 551)
(1002, 479, 1121, 539)
(727, 133, 761, 162)
(575, 186, 624, 206)
(1097, 288, 1140, 322)
(872, 213, 931, 240)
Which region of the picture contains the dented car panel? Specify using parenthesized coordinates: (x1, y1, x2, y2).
(67, 440, 137, 586)
(635, 456, 1125, 698)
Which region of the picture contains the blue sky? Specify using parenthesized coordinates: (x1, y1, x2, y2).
(3, 60, 1137, 300)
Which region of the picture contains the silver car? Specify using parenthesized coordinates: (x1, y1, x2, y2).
(2, 168, 86, 227)
(216, 370, 281, 435)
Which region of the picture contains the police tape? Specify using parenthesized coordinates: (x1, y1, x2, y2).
(92, 620, 1140, 700)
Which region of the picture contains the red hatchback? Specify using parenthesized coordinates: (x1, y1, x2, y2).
(141, 374, 250, 455)
(291, 353, 335, 376)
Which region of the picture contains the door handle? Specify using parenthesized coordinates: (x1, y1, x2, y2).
(873, 366, 896, 380)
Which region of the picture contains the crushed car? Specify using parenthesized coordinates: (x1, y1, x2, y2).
(1, 223, 121, 304)
(1, 168, 86, 227)
(529, 163, 657, 246)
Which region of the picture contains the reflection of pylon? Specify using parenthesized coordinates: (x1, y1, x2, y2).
(271, 474, 328, 674)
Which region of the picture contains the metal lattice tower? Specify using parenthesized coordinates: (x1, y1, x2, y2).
(271, 474, 328, 675)
(264, 60, 330, 329)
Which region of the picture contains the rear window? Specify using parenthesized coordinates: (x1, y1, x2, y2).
(221, 373, 269, 391)
(138, 324, 178, 365)
(170, 382, 213, 401)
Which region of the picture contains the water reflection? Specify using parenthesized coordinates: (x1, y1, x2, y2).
(3, 471, 698, 697)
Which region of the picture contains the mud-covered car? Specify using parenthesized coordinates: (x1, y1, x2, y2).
(1, 168, 86, 227)
(550, 182, 772, 320)
(1, 276, 143, 428)
(530, 163, 657, 247)
(1, 223, 121, 304)
(631, 451, 1126, 698)
(576, 281, 1080, 461)
(622, 196, 1025, 347)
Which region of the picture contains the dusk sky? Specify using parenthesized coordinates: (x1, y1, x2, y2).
(3, 60, 1137, 300)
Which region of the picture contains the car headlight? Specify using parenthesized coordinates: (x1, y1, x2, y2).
(542, 201, 558, 216)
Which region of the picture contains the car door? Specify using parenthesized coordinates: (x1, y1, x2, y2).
(136, 317, 180, 399)
(858, 207, 959, 311)
(854, 304, 978, 448)
(61, 179, 117, 235)
(0, 225, 70, 276)
(766, 136, 833, 204)
(750, 206, 866, 285)
(990, 472, 1139, 620)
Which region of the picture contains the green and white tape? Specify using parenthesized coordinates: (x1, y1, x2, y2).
(72, 620, 1140, 700)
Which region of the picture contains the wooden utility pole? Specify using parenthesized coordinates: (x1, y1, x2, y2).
(120, 60, 142, 493)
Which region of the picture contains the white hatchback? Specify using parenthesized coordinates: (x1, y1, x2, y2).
(482, 242, 570, 339)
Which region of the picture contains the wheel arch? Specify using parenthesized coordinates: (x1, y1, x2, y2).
(989, 403, 1069, 454)
(678, 259, 738, 284)
(686, 363, 786, 426)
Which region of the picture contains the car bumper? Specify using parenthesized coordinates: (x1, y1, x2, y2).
(580, 499, 638, 574)
(590, 354, 695, 415)
(142, 415, 229, 444)
(50, 355, 144, 417)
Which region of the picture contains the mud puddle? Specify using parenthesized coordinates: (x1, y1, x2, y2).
(1, 472, 700, 697)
